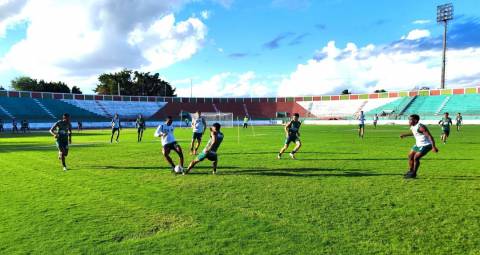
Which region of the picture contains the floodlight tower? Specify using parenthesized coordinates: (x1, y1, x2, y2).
(437, 3, 453, 89)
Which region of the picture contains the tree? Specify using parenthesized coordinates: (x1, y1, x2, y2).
(341, 89, 351, 95)
(71, 86, 83, 94)
(94, 69, 176, 96)
(374, 89, 387, 93)
(11, 76, 71, 93)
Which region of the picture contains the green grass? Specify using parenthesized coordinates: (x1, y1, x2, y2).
(1, 125, 479, 254)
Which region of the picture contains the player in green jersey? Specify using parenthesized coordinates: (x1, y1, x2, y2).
(455, 113, 462, 132)
(49, 113, 72, 171)
(438, 112, 453, 144)
(136, 114, 146, 142)
(278, 113, 302, 159)
(184, 123, 224, 175)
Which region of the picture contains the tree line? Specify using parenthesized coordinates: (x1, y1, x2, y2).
(7, 69, 176, 97)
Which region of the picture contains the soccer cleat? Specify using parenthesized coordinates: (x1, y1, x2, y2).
(277, 154, 281, 159)
(289, 153, 296, 159)
(404, 171, 416, 179)
(63, 167, 67, 172)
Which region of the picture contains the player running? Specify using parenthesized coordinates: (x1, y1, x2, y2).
(110, 113, 121, 143)
(278, 113, 302, 159)
(190, 111, 207, 155)
(438, 112, 453, 144)
(373, 114, 379, 128)
(136, 114, 146, 142)
(358, 111, 365, 138)
(154, 116, 184, 171)
(184, 122, 224, 175)
(455, 112, 462, 132)
(400, 114, 438, 179)
(49, 113, 72, 171)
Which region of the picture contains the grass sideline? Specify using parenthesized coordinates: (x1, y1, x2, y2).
(0, 125, 479, 254)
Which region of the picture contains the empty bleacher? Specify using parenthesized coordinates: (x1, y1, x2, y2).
(39, 99, 106, 121)
(62, 99, 166, 119)
(0, 97, 54, 122)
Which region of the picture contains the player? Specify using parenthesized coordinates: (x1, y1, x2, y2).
(136, 114, 146, 142)
(12, 118, 18, 133)
(278, 113, 302, 159)
(190, 111, 206, 155)
(21, 119, 28, 133)
(400, 114, 438, 179)
(49, 113, 72, 171)
(243, 116, 249, 128)
(455, 112, 462, 132)
(154, 116, 184, 171)
(110, 113, 121, 143)
(184, 122, 224, 175)
(77, 121, 83, 133)
(373, 114, 379, 129)
(358, 111, 365, 138)
(0, 118, 4, 132)
(438, 112, 453, 144)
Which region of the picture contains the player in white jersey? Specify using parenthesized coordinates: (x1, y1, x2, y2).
(154, 116, 184, 171)
(358, 111, 366, 138)
(110, 113, 121, 143)
(190, 111, 207, 155)
(400, 114, 439, 179)
(373, 114, 379, 129)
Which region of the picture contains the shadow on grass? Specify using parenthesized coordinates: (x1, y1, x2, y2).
(221, 151, 360, 155)
(88, 165, 242, 171)
(0, 143, 103, 152)
(298, 158, 474, 161)
(427, 175, 480, 180)
(187, 166, 398, 178)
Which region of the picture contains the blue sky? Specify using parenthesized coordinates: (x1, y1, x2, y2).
(0, 0, 479, 96)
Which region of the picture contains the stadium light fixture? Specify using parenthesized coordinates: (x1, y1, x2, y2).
(437, 3, 453, 89)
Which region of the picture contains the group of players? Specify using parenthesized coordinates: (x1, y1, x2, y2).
(48, 110, 463, 179)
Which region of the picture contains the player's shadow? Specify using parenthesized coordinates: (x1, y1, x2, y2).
(221, 151, 359, 155)
(0, 143, 101, 152)
(220, 167, 397, 178)
(299, 158, 474, 161)
(90, 165, 242, 171)
(427, 175, 480, 181)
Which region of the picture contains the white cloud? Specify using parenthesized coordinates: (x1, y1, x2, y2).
(412, 19, 431, 25)
(401, 29, 430, 40)
(200, 10, 210, 20)
(0, 0, 207, 92)
(278, 36, 480, 96)
(174, 72, 272, 97)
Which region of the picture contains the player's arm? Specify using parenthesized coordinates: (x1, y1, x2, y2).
(205, 130, 217, 152)
(399, 131, 413, 138)
(284, 121, 292, 136)
(419, 125, 438, 152)
(68, 123, 72, 144)
(202, 118, 207, 134)
(49, 122, 58, 137)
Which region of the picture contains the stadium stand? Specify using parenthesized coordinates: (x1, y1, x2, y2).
(1, 87, 479, 124)
(0, 97, 54, 122)
(40, 99, 106, 121)
(62, 99, 166, 119)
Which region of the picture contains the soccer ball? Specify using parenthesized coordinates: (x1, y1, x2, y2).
(174, 165, 183, 174)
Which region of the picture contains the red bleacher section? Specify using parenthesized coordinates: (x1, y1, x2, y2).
(153, 101, 309, 119)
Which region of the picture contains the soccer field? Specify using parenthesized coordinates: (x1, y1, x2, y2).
(1, 125, 479, 254)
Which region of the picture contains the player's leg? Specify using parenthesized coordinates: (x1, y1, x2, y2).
(412, 152, 427, 175)
(110, 128, 115, 143)
(278, 140, 290, 159)
(185, 158, 201, 174)
(194, 136, 202, 155)
(190, 134, 195, 154)
(212, 159, 218, 174)
(162, 146, 175, 169)
(116, 128, 120, 142)
(407, 150, 415, 174)
(174, 144, 184, 167)
(290, 140, 302, 159)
